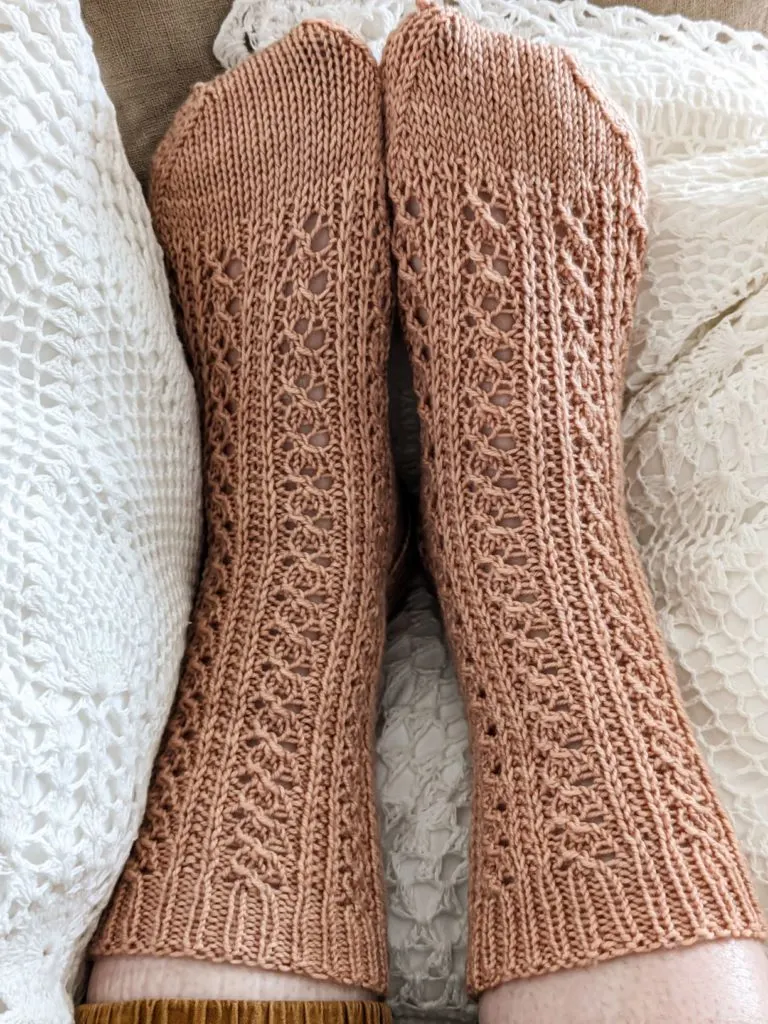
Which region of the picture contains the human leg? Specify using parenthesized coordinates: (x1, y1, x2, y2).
(383, 4, 767, 1018)
(86, 18, 395, 1015)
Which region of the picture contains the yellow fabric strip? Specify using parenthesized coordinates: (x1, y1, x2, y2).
(77, 1002, 392, 1024)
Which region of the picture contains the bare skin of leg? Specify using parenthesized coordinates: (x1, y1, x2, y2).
(479, 941, 768, 1024)
(87, 958, 373, 1002)
(88, 942, 768, 1019)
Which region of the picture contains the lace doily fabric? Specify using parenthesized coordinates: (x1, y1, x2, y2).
(217, 1, 768, 1018)
(0, 2, 201, 1021)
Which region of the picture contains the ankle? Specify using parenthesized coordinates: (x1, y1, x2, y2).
(477, 941, 768, 1024)
(87, 956, 376, 1002)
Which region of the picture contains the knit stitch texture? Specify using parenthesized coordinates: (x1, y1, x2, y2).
(92, 21, 396, 993)
(383, 3, 765, 993)
(216, 6, 768, 1015)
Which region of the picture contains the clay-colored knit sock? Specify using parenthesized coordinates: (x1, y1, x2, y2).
(91, 22, 395, 992)
(383, 4, 765, 993)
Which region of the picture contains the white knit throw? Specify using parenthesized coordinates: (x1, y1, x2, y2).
(0, 3, 202, 1021)
(217, 3, 768, 1020)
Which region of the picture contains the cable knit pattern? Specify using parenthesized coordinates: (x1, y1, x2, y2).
(91, 22, 395, 993)
(383, 4, 765, 991)
(0, 2, 201, 1022)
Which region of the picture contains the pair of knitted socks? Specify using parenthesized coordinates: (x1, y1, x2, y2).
(92, 4, 763, 997)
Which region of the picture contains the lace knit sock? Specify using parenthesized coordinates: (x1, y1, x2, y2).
(92, 22, 394, 992)
(383, 4, 765, 993)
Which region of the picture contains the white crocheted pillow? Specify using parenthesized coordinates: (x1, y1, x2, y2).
(0, 3, 201, 1022)
(217, 4, 768, 1022)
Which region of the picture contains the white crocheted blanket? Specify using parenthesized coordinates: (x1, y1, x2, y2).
(217, 3, 768, 1021)
(0, 3, 202, 1022)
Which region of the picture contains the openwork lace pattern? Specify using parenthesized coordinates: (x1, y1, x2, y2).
(0, 2, 201, 1022)
(384, 5, 764, 993)
(92, 23, 395, 993)
(216, 0, 768, 67)
(378, 581, 472, 1020)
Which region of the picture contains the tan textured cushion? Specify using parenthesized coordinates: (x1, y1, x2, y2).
(82, 0, 230, 188)
(84, 0, 767, 194)
(596, 0, 767, 33)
